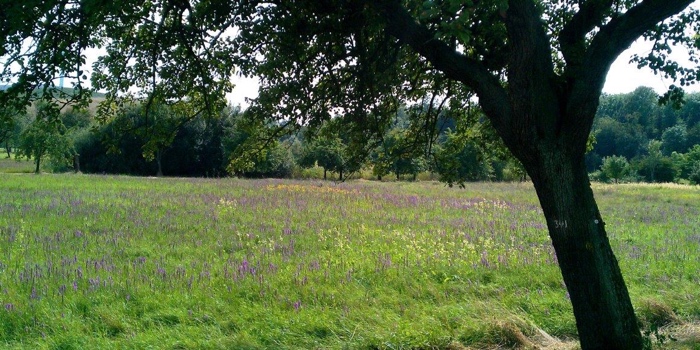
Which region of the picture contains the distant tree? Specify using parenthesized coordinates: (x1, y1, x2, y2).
(433, 130, 493, 186)
(600, 156, 631, 183)
(104, 102, 196, 176)
(641, 140, 664, 183)
(677, 93, 700, 128)
(689, 162, 700, 185)
(625, 87, 665, 138)
(674, 145, 700, 181)
(298, 136, 346, 180)
(16, 102, 74, 173)
(688, 125, 700, 148)
(593, 117, 646, 160)
(380, 128, 428, 181)
(224, 110, 294, 178)
(298, 118, 363, 181)
(61, 107, 92, 130)
(0, 106, 19, 157)
(661, 124, 689, 156)
(634, 140, 676, 183)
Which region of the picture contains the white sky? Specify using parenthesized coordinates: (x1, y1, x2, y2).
(228, 76, 259, 109)
(603, 39, 700, 96)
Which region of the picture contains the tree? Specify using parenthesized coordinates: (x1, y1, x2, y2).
(689, 161, 700, 185)
(661, 124, 689, 156)
(377, 128, 428, 181)
(600, 155, 631, 183)
(634, 140, 677, 183)
(592, 117, 646, 160)
(672, 144, 700, 181)
(0, 105, 19, 157)
(433, 130, 493, 185)
(3, 1, 700, 348)
(299, 137, 345, 180)
(298, 119, 351, 181)
(16, 102, 74, 173)
(223, 109, 294, 178)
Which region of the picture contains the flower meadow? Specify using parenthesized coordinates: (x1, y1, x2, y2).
(0, 175, 699, 349)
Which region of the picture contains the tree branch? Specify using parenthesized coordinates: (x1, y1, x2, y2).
(565, 0, 693, 148)
(371, 1, 512, 142)
(559, 0, 615, 67)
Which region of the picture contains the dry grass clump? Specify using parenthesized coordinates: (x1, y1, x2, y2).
(669, 322, 700, 346)
(484, 317, 582, 350)
(638, 299, 683, 329)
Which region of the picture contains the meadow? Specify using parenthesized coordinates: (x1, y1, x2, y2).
(0, 156, 34, 174)
(0, 174, 699, 349)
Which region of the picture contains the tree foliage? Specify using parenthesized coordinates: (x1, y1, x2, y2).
(600, 155, 631, 183)
(16, 102, 74, 173)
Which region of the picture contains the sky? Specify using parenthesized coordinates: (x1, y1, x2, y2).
(603, 39, 699, 96)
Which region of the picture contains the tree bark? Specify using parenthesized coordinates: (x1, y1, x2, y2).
(525, 144, 642, 349)
(74, 154, 81, 173)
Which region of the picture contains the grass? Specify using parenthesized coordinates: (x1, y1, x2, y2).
(0, 154, 34, 174)
(0, 175, 698, 349)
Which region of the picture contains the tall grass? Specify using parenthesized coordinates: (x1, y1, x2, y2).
(0, 175, 698, 349)
(0, 156, 34, 174)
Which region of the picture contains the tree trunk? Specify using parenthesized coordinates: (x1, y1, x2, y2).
(323, 168, 327, 180)
(74, 154, 81, 173)
(5, 142, 10, 158)
(35, 155, 41, 174)
(525, 144, 642, 349)
(156, 150, 163, 177)
(339, 168, 343, 181)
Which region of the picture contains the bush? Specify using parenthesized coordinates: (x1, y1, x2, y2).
(600, 155, 631, 183)
(689, 162, 700, 185)
(634, 156, 677, 183)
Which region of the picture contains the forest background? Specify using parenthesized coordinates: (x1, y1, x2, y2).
(1, 86, 699, 186)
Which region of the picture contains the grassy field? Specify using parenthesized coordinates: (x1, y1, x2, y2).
(0, 155, 35, 174)
(0, 175, 698, 349)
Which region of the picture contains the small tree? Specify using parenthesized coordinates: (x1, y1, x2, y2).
(298, 137, 346, 180)
(17, 102, 74, 173)
(433, 130, 493, 186)
(689, 162, 700, 185)
(600, 156, 631, 183)
(674, 145, 700, 181)
(0, 107, 16, 158)
(661, 124, 688, 156)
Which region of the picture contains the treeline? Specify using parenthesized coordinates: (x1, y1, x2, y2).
(588, 86, 700, 184)
(1, 86, 699, 184)
(0, 97, 524, 183)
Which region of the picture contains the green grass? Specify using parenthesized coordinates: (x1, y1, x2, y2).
(0, 155, 35, 174)
(0, 175, 698, 349)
